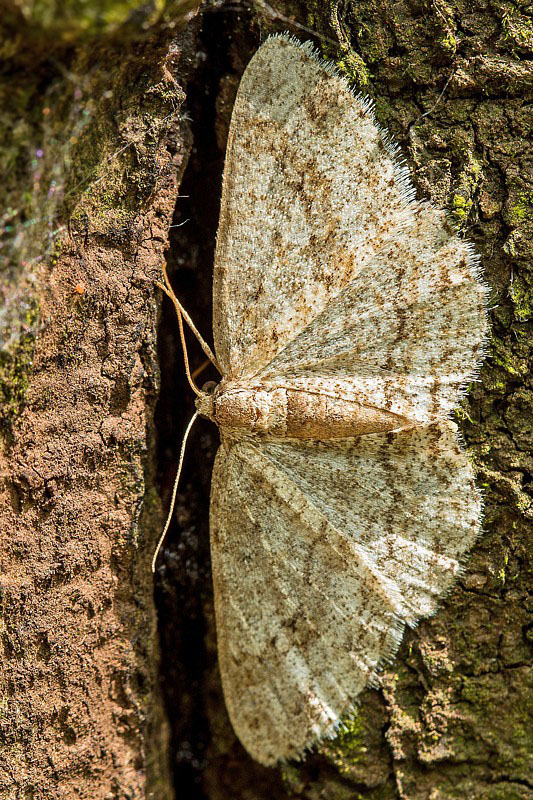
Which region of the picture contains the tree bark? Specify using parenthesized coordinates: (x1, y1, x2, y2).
(0, 3, 199, 797)
(1, 1, 531, 799)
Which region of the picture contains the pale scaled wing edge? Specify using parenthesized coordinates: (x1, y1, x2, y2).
(209, 420, 480, 764)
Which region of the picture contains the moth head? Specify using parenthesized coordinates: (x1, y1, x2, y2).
(195, 381, 218, 421)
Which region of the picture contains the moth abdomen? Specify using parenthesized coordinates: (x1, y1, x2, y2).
(210, 383, 411, 438)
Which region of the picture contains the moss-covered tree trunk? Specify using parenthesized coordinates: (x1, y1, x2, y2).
(1, 1, 531, 799)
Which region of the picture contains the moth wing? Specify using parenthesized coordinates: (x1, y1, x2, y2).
(257, 421, 481, 624)
(209, 420, 479, 764)
(255, 203, 489, 423)
(210, 441, 405, 765)
(213, 35, 418, 380)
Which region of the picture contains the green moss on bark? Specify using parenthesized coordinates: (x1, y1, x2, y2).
(7, 0, 200, 42)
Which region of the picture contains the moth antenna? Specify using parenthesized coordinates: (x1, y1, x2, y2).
(152, 410, 199, 573)
(159, 262, 222, 386)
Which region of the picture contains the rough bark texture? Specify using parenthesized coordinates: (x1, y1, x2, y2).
(1, 1, 531, 799)
(0, 3, 199, 797)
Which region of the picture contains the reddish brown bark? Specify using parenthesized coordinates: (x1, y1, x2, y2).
(0, 11, 198, 797)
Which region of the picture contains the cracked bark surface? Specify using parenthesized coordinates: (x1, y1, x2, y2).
(1, 1, 531, 798)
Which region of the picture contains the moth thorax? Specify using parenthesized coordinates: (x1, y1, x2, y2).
(195, 391, 216, 421)
(215, 386, 288, 435)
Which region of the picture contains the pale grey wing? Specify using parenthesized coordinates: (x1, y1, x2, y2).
(213, 34, 418, 380)
(259, 421, 481, 625)
(254, 203, 489, 424)
(209, 440, 407, 766)
(209, 422, 481, 764)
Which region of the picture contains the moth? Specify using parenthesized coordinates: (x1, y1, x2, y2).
(155, 34, 489, 765)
